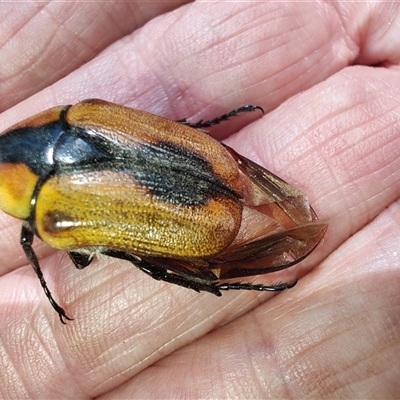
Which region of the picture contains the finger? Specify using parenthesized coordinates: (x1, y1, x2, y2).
(0, 1, 188, 110)
(0, 1, 357, 130)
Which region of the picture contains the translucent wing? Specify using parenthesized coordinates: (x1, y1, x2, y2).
(206, 146, 328, 279)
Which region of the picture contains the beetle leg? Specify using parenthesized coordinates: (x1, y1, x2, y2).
(134, 257, 296, 296)
(177, 105, 264, 129)
(99, 249, 297, 296)
(20, 224, 73, 324)
(136, 259, 223, 297)
(100, 249, 223, 296)
(68, 251, 94, 269)
(216, 280, 297, 292)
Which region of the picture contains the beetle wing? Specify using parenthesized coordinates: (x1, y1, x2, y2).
(207, 145, 328, 279)
(67, 99, 245, 197)
(224, 145, 317, 227)
(209, 222, 327, 279)
(35, 169, 241, 259)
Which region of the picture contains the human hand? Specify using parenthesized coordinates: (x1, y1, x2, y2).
(0, 2, 399, 398)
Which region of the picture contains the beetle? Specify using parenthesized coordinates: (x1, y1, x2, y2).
(0, 99, 327, 323)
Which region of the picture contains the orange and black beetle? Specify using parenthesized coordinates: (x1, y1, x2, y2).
(0, 99, 327, 323)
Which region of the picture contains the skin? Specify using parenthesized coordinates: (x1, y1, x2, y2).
(0, 1, 399, 398)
